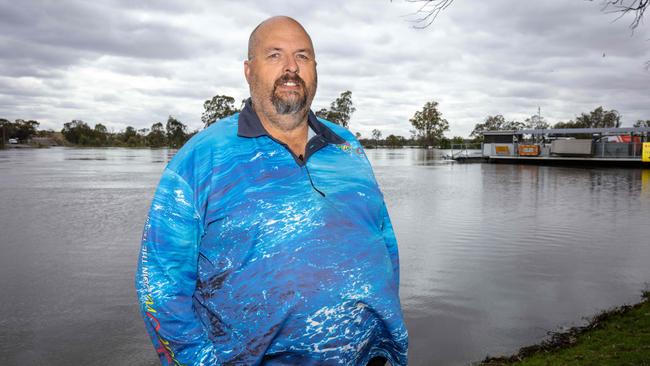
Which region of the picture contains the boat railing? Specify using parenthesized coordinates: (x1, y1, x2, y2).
(487, 141, 644, 159)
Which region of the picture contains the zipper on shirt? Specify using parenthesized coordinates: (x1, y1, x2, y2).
(262, 134, 328, 197)
(304, 164, 326, 197)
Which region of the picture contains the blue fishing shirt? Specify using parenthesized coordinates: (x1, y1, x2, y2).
(136, 100, 408, 366)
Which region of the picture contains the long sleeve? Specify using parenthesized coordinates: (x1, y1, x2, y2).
(379, 201, 400, 288)
(135, 168, 216, 366)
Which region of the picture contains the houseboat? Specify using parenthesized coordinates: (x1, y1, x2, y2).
(481, 127, 650, 166)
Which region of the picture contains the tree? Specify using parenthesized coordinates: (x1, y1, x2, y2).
(525, 114, 549, 130)
(147, 122, 167, 147)
(470, 115, 525, 139)
(470, 115, 506, 138)
(633, 119, 650, 127)
(400, 0, 648, 29)
(396, 0, 455, 28)
(93, 124, 108, 145)
(94, 123, 107, 135)
(202, 95, 239, 128)
(116, 126, 143, 147)
(62, 120, 93, 145)
(314, 108, 328, 120)
(386, 134, 406, 148)
(372, 129, 382, 147)
(451, 136, 465, 145)
(122, 126, 137, 142)
(553, 120, 578, 129)
(166, 115, 187, 148)
(592, 0, 649, 29)
(0, 118, 12, 144)
(11, 119, 40, 142)
(409, 100, 450, 147)
(553, 107, 621, 129)
(575, 106, 621, 128)
(315, 91, 356, 128)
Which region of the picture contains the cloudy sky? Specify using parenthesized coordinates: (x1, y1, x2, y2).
(1, 0, 649, 138)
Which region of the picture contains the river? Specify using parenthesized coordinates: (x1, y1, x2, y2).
(1, 147, 649, 365)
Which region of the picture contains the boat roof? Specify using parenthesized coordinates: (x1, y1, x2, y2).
(483, 127, 650, 136)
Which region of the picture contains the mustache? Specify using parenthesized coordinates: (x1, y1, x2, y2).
(273, 73, 306, 90)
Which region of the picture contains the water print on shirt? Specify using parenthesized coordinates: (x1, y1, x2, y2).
(136, 105, 408, 366)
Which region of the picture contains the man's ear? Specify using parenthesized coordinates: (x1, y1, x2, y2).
(244, 60, 251, 84)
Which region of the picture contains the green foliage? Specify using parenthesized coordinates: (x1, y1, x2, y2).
(470, 115, 525, 140)
(166, 115, 187, 148)
(554, 107, 621, 129)
(525, 114, 549, 130)
(485, 298, 650, 365)
(62, 120, 120, 146)
(385, 134, 407, 148)
(93, 124, 108, 146)
(552, 120, 575, 129)
(451, 136, 465, 145)
(9, 114, 195, 149)
(633, 119, 650, 128)
(118, 126, 143, 147)
(371, 129, 382, 142)
(409, 100, 450, 147)
(59, 118, 191, 148)
(575, 106, 621, 128)
(315, 90, 356, 128)
(147, 122, 167, 147)
(202, 95, 240, 127)
(62, 120, 94, 145)
(1, 118, 40, 142)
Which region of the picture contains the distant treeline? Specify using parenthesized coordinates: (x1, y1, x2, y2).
(358, 134, 470, 149)
(60, 116, 195, 148)
(0, 92, 359, 149)
(2, 99, 649, 149)
(469, 106, 650, 142)
(0, 116, 197, 148)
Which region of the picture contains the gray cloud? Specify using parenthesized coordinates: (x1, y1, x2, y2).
(0, 0, 648, 137)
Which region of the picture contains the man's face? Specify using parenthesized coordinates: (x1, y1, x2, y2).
(245, 19, 317, 123)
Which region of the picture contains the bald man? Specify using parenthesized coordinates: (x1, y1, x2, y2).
(136, 16, 408, 366)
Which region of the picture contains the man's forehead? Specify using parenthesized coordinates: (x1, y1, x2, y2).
(259, 32, 313, 50)
(249, 16, 314, 56)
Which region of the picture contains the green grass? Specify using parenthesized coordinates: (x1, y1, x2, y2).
(480, 293, 650, 366)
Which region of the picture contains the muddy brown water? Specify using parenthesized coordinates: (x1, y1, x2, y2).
(1, 147, 649, 365)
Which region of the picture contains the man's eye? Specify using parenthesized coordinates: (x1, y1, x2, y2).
(296, 54, 309, 60)
(268, 53, 280, 59)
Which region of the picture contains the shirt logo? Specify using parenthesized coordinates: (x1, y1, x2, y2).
(335, 142, 364, 156)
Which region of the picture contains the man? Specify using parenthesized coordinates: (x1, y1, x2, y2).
(136, 16, 408, 366)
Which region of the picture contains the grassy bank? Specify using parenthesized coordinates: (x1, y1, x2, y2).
(480, 291, 650, 366)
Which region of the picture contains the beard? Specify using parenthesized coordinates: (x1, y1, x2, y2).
(270, 73, 315, 115)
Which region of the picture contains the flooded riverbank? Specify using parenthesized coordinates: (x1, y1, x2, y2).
(1, 147, 649, 365)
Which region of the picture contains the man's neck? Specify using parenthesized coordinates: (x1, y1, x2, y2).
(255, 105, 309, 157)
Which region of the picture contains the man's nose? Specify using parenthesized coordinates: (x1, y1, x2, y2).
(283, 54, 299, 74)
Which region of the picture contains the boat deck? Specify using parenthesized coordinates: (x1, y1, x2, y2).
(488, 155, 649, 166)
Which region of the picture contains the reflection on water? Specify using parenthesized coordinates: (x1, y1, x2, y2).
(643, 169, 650, 198)
(366, 147, 453, 166)
(367, 149, 650, 365)
(1, 147, 649, 365)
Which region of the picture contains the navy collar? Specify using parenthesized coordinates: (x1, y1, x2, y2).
(237, 98, 345, 145)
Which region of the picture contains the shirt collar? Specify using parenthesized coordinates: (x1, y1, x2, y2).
(237, 98, 345, 144)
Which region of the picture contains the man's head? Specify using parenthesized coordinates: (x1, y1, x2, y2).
(244, 16, 317, 131)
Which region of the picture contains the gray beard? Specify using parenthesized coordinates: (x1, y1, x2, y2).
(271, 91, 307, 115)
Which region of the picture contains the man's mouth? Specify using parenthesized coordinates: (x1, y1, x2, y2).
(275, 74, 305, 91)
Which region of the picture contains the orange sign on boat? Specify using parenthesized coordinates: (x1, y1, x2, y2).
(518, 145, 540, 156)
